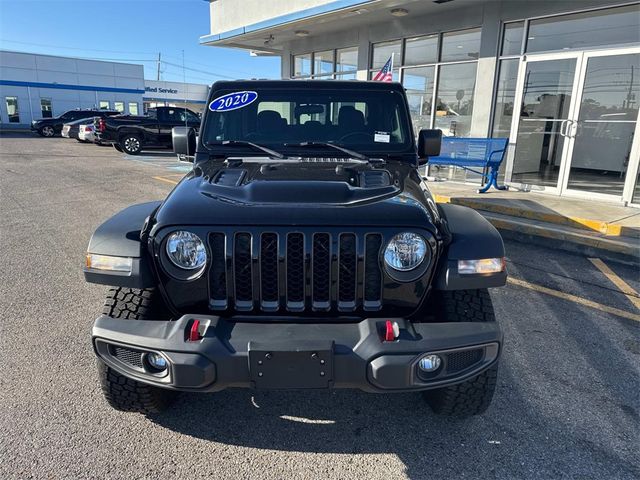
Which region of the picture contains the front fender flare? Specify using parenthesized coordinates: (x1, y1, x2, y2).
(83, 201, 161, 288)
(435, 203, 507, 290)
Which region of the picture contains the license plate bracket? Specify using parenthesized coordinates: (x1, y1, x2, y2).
(248, 341, 334, 389)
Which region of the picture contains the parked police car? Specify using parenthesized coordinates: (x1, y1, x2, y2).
(85, 80, 506, 417)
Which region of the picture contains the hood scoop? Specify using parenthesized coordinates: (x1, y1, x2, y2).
(211, 168, 246, 186)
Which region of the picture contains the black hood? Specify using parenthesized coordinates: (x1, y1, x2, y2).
(152, 159, 439, 233)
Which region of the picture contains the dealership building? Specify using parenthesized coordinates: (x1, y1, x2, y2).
(0, 50, 209, 126)
(201, 0, 640, 205)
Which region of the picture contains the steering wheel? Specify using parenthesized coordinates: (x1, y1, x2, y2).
(338, 132, 373, 143)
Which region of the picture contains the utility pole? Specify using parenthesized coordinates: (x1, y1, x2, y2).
(156, 52, 161, 81)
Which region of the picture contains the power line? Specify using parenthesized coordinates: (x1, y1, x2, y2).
(0, 39, 157, 56)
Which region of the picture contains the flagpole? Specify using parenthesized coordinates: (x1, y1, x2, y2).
(390, 52, 395, 79)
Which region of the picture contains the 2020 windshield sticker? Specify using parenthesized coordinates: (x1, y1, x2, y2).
(209, 91, 258, 112)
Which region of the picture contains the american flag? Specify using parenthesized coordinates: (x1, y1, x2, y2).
(372, 56, 393, 82)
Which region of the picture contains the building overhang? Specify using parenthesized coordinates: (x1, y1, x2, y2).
(200, 0, 480, 53)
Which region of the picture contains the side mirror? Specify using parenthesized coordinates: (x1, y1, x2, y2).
(417, 129, 442, 165)
(172, 126, 196, 162)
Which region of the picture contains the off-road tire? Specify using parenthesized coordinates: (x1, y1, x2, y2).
(97, 287, 176, 413)
(119, 133, 142, 155)
(424, 288, 499, 417)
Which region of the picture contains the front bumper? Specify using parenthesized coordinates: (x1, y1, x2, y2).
(92, 315, 502, 393)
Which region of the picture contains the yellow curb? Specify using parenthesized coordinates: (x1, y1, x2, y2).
(433, 194, 636, 237)
(484, 215, 638, 256)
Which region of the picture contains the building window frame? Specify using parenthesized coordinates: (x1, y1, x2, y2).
(40, 98, 53, 118)
(128, 102, 139, 115)
(291, 46, 358, 79)
(114, 101, 125, 113)
(5, 96, 20, 123)
(378, 28, 482, 136)
(99, 100, 110, 110)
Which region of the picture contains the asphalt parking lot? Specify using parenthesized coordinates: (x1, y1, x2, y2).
(0, 133, 638, 480)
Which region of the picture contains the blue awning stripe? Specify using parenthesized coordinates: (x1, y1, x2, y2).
(0, 79, 144, 94)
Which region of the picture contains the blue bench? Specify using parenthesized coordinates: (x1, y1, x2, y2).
(428, 137, 509, 193)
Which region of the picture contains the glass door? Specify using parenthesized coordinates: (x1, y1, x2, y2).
(507, 52, 582, 192)
(562, 48, 640, 201)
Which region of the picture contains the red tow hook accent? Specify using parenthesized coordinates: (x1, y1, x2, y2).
(188, 319, 202, 342)
(384, 320, 397, 342)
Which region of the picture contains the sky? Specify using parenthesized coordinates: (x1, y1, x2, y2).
(0, 0, 282, 85)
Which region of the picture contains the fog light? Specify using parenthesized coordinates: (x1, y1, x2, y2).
(418, 354, 441, 372)
(144, 352, 168, 373)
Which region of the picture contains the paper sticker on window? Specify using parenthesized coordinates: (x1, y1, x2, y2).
(209, 91, 258, 112)
(374, 131, 390, 143)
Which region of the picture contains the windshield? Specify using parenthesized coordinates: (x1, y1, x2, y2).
(202, 87, 413, 156)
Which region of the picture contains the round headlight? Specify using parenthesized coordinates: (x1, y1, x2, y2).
(166, 231, 207, 270)
(384, 232, 428, 271)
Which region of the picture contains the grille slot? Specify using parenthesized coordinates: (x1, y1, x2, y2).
(260, 233, 279, 309)
(234, 233, 253, 309)
(338, 233, 357, 310)
(111, 346, 144, 369)
(209, 233, 227, 309)
(364, 234, 383, 308)
(286, 233, 305, 310)
(312, 233, 331, 310)
(446, 348, 483, 374)
(206, 229, 387, 313)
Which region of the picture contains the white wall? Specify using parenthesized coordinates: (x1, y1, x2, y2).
(208, 0, 345, 35)
(0, 50, 145, 126)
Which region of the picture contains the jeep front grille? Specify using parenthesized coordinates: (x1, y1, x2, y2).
(207, 230, 384, 313)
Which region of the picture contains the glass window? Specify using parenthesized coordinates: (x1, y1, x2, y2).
(404, 34, 439, 66)
(441, 28, 481, 62)
(202, 87, 412, 154)
(492, 58, 519, 138)
(337, 47, 358, 73)
(434, 62, 477, 137)
(402, 66, 435, 134)
(335, 72, 357, 80)
(114, 101, 124, 113)
(40, 98, 52, 118)
(6, 97, 19, 123)
(128, 102, 138, 115)
(527, 5, 640, 53)
(501, 22, 524, 56)
(293, 53, 312, 77)
(314, 50, 334, 76)
(99, 101, 110, 110)
(371, 40, 401, 70)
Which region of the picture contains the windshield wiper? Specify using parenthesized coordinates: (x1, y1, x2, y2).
(206, 140, 284, 159)
(285, 141, 368, 161)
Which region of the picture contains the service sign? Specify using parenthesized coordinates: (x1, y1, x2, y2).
(209, 91, 258, 112)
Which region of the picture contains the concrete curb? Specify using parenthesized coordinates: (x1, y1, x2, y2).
(434, 194, 640, 238)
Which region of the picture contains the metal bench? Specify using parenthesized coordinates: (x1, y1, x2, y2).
(428, 137, 509, 193)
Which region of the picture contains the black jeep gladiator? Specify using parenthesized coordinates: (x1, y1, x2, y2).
(95, 106, 201, 155)
(85, 80, 506, 417)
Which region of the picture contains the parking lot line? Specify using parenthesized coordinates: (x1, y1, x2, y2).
(508, 277, 640, 322)
(588, 257, 640, 311)
(152, 176, 180, 186)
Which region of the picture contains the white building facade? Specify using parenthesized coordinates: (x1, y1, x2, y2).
(0, 51, 210, 127)
(201, 0, 640, 205)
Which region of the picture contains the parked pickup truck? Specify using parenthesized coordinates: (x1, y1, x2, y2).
(95, 106, 201, 155)
(85, 80, 507, 418)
